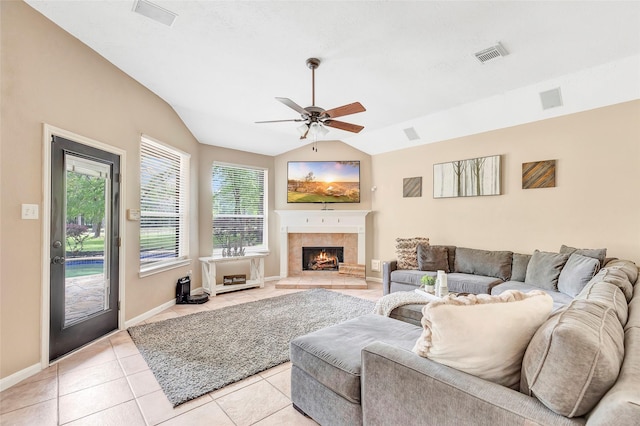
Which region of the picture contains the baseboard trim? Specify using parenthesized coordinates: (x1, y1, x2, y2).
(366, 276, 382, 283)
(124, 298, 176, 328)
(0, 363, 41, 392)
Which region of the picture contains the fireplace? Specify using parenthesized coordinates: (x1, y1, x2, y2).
(303, 247, 344, 271)
(275, 210, 370, 278)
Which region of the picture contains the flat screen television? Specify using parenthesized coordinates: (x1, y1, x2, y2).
(287, 161, 360, 203)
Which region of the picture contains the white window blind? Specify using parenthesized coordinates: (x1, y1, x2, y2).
(212, 163, 267, 254)
(140, 136, 190, 272)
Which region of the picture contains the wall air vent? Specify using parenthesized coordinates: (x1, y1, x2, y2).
(133, 0, 177, 27)
(474, 42, 509, 64)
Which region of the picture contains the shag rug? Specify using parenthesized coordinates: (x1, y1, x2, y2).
(128, 289, 374, 406)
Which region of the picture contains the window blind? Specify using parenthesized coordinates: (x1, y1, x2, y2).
(212, 163, 267, 254)
(140, 136, 189, 270)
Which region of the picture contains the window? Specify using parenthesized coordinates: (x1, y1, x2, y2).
(212, 162, 267, 255)
(139, 136, 190, 274)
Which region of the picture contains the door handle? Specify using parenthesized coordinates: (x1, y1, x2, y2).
(52, 256, 65, 264)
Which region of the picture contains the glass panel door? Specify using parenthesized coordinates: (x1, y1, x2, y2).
(64, 155, 111, 326)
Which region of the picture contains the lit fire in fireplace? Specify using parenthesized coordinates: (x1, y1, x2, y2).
(303, 246, 343, 271)
(310, 250, 337, 270)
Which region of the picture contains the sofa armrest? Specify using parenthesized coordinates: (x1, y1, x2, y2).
(361, 341, 584, 426)
(382, 260, 397, 295)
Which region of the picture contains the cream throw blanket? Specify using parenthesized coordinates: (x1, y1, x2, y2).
(373, 291, 435, 317)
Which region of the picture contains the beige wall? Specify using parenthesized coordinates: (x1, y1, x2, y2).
(0, 1, 201, 377)
(197, 145, 278, 280)
(370, 100, 640, 277)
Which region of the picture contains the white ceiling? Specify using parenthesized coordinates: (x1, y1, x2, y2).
(25, 1, 640, 156)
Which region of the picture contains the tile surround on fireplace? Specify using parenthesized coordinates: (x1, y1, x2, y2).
(289, 234, 355, 276)
(275, 210, 370, 278)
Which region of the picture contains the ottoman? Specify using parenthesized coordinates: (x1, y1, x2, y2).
(290, 314, 422, 426)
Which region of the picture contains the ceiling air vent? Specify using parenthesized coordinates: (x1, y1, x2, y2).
(540, 87, 563, 110)
(403, 127, 420, 141)
(474, 43, 509, 64)
(133, 0, 177, 27)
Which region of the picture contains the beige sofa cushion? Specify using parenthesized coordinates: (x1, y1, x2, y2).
(395, 237, 429, 270)
(413, 290, 552, 389)
(521, 299, 624, 418)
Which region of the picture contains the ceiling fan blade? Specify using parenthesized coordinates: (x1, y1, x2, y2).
(276, 97, 309, 117)
(255, 119, 304, 124)
(324, 120, 364, 133)
(299, 127, 310, 140)
(323, 102, 366, 119)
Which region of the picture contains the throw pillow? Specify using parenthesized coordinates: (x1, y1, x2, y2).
(557, 253, 600, 297)
(560, 244, 607, 267)
(412, 290, 553, 389)
(524, 250, 570, 291)
(453, 247, 513, 281)
(511, 253, 532, 282)
(395, 237, 429, 270)
(521, 299, 624, 418)
(417, 244, 449, 272)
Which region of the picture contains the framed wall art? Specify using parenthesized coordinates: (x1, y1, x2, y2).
(403, 177, 422, 198)
(522, 160, 556, 189)
(433, 155, 501, 198)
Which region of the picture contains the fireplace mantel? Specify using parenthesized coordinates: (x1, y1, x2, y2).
(275, 210, 370, 278)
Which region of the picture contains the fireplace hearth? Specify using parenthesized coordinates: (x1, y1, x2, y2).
(302, 247, 344, 271)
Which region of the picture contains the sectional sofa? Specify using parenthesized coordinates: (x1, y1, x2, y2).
(384, 245, 608, 325)
(290, 244, 639, 425)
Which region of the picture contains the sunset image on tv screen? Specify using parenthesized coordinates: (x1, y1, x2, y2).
(287, 161, 360, 203)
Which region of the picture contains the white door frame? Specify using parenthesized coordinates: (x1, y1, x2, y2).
(41, 124, 127, 368)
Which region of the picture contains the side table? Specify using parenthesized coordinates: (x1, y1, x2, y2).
(199, 253, 268, 296)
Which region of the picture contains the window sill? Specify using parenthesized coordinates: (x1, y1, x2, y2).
(139, 258, 192, 278)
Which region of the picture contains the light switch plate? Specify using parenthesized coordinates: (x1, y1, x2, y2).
(22, 204, 39, 220)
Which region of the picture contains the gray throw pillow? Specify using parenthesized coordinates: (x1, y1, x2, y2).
(524, 250, 570, 291)
(521, 299, 624, 417)
(560, 244, 607, 267)
(557, 253, 600, 297)
(511, 253, 532, 282)
(417, 244, 450, 272)
(454, 247, 513, 281)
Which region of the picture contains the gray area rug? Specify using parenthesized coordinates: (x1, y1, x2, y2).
(128, 289, 374, 406)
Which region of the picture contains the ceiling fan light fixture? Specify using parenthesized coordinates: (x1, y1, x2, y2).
(297, 123, 309, 136)
(318, 125, 330, 137)
(309, 122, 321, 136)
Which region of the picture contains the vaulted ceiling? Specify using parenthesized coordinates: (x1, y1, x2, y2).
(25, 1, 640, 156)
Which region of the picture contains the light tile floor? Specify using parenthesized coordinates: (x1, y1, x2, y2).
(0, 281, 383, 425)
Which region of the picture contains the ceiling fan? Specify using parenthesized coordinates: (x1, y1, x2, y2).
(256, 58, 366, 141)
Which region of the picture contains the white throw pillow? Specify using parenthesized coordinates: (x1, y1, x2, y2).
(412, 290, 553, 389)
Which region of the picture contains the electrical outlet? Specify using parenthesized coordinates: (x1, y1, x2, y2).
(371, 259, 381, 272)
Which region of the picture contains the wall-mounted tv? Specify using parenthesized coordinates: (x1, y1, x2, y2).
(287, 161, 360, 203)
